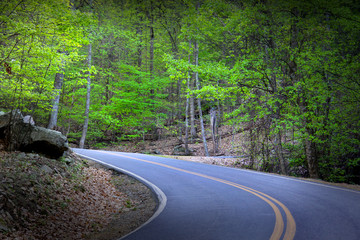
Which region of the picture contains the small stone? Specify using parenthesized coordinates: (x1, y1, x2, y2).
(23, 115, 35, 126)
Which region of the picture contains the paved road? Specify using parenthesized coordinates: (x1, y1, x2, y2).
(73, 149, 360, 240)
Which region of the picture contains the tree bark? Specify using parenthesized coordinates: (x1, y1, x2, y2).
(210, 107, 217, 154)
(184, 89, 190, 155)
(149, 24, 154, 76)
(276, 129, 287, 175)
(148, 1, 154, 90)
(305, 130, 319, 179)
(79, 0, 93, 148)
(48, 65, 64, 129)
(136, 25, 142, 68)
(188, 31, 197, 141)
(249, 127, 255, 169)
(194, 40, 209, 156)
(189, 54, 197, 141)
(79, 42, 91, 149)
(184, 41, 192, 155)
(189, 88, 197, 141)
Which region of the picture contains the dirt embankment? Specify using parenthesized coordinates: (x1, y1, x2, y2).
(0, 150, 156, 240)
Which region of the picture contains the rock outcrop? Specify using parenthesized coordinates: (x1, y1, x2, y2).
(0, 110, 68, 158)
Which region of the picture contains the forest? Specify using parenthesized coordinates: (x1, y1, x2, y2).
(0, 0, 359, 184)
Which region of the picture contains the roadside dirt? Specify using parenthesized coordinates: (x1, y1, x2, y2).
(0, 149, 156, 240)
(100, 125, 242, 157)
(85, 160, 157, 240)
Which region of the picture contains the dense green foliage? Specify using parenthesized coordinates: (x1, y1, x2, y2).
(1, 0, 359, 183)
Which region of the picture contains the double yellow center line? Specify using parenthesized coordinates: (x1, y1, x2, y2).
(100, 151, 296, 240)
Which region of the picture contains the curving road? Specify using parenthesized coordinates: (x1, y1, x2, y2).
(73, 149, 360, 240)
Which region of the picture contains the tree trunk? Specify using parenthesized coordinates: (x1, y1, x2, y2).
(194, 40, 209, 156)
(189, 89, 197, 141)
(136, 24, 142, 68)
(79, 30, 92, 148)
(149, 25, 154, 76)
(305, 133, 319, 179)
(210, 107, 217, 154)
(188, 34, 197, 142)
(249, 127, 255, 169)
(197, 98, 209, 156)
(276, 129, 287, 175)
(149, 3, 154, 94)
(304, 124, 319, 179)
(184, 89, 190, 155)
(216, 98, 222, 153)
(189, 40, 197, 141)
(48, 65, 64, 129)
(184, 40, 192, 155)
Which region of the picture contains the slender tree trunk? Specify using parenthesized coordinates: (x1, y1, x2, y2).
(194, 40, 209, 156)
(184, 90, 190, 155)
(249, 127, 255, 169)
(149, 3, 154, 94)
(48, 63, 64, 129)
(276, 129, 287, 175)
(210, 107, 217, 154)
(305, 127, 319, 178)
(79, 0, 93, 148)
(79, 42, 91, 149)
(136, 24, 142, 69)
(184, 40, 192, 155)
(261, 126, 271, 171)
(216, 97, 222, 153)
(189, 89, 197, 141)
(149, 25, 154, 76)
(148, 5, 157, 139)
(188, 36, 197, 141)
(299, 95, 319, 178)
(184, 49, 191, 155)
(177, 79, 183, 142)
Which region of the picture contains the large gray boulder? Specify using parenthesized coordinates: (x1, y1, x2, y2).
(21, 126, 69, 158)
(0, 110, 69, 158)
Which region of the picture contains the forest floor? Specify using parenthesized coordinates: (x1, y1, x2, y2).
(103, 125, 241, 157)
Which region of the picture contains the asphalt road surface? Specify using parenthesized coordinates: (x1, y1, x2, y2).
(73, 149, 360, 240)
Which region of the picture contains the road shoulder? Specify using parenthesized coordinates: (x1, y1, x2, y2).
(85, 159, 157, 240)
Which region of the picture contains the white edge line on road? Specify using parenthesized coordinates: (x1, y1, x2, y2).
(230, 167, 360, 194)
(75, 153, 168, 240)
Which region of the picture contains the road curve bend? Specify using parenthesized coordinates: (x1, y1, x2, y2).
(73, 149, 360, 240)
